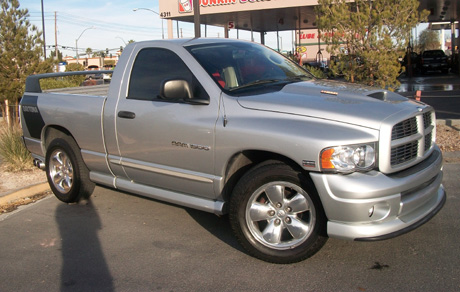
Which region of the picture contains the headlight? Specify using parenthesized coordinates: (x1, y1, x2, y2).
(320, 144, 376, 173)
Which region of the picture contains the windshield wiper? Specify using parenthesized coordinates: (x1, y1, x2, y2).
(284, 75, 312, 82)
(230, 79, 281, 91)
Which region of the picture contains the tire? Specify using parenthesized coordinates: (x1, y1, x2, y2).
(229, 161, 328, 264)
(45, 136, 95, 203)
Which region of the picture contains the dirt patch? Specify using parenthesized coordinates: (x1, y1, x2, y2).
(0, 191, 50, 214)
(0, 164, 49, 214)
(436, 124, 460, 152)
(0, 165, 47, 195)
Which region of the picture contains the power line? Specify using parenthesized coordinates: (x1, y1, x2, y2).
(27, 10, 163, 35)
(25, 10, 164, 56)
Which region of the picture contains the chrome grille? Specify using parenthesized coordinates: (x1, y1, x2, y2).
(424, 132, 432, 152)
(423, 112, 432, 129)
(389, 111, 435, 168)
(392, 117, 417, 140)
(391, 141, 418, 165)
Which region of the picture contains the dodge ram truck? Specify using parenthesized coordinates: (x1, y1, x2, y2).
(20, 38, 446, 264)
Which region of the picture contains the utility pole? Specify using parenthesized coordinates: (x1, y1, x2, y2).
(41, 0, 46, 59)
(177, 21, 180, 38)
(55, 11, 58, 60)
(194, 0, 201, 37)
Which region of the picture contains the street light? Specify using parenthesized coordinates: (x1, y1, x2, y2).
(116, 36, 127, 45)
(76, 26, 95, 64)
(133, 8, 164, 39)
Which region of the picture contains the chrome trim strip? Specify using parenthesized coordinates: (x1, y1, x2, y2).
(110, 159, 214, 184)
(89, 172, 225, 214)
(81, 149, 106, 159)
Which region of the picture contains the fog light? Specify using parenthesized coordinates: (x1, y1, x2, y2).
(368, 203, 391, 221)
(368, 206, 375, 217)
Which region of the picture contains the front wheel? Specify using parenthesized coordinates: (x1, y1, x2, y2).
(45, 136, 95, 203)
(229, 161, 327, 264)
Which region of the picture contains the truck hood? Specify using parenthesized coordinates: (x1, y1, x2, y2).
(237, 79, 419, 130)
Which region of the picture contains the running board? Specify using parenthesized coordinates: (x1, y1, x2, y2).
(90, 172, 226, 215)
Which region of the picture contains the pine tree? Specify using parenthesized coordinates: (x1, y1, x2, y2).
(0, 0, 54, 127)
(418, 29, 441, 52)
(316, 0, 428, 90)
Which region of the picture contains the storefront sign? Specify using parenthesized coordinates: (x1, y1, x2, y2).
(160, 0, 315, 18)
(179, 0, 270, 12)
(297, 29, 320, 46)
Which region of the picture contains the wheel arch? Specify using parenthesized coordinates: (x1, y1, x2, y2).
(43, 127, 96, 203)
(42, 125, 77, 151)
(222, 150, 309, 202)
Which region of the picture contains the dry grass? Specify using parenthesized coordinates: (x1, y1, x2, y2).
(0, 122, 34, 171)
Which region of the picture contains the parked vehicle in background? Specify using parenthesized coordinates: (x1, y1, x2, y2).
(20, 38, 445, 264)
(420, 50, 449, 74)
(400, 52, 420, 74)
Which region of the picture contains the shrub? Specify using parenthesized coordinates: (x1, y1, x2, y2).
(0, 123, 34, 171)
(40, 62, 86, 90)
(304, 65, 328, 79)
(40, 77, 83, 90)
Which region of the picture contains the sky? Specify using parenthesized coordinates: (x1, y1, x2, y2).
(20, 0, 295, 59)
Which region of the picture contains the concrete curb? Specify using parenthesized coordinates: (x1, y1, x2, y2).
(437, 119, 460, 128)
(0, 183, 50, 206)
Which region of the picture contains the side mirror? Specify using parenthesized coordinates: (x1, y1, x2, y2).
(161, 79, 192, 100)
(160, 79, 209, 105)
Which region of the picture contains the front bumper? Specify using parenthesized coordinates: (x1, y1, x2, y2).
(422, 63, 449, 70)
(310, 147, 445, 240)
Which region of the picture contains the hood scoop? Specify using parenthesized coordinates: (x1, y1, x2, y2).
(367, 91, 407, 103)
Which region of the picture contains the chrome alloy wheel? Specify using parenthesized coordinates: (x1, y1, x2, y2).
(48, 149, 74, 194)
(245, 181, 316, 250)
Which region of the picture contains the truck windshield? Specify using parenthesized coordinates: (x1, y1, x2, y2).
(186, 42, 313, 93)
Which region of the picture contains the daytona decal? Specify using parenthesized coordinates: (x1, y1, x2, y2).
(20, 95, 45, 139)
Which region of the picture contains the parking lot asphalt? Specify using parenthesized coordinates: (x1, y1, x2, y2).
(397, 73, 460, 120)
(0, 163, 459, 292)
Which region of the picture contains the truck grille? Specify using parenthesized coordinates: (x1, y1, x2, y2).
(392, 117, 418, 140)
(391, 141, 418, 165)
(389, 111, 435, 168)
(423, 112, 432, 129)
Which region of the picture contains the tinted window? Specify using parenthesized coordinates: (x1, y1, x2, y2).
(186, 42, 312, 94)
(423, 50, 446, 57)
(128, 48, 194, 101)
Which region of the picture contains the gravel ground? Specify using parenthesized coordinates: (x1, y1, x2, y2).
(0, 166, 46, 195)
(436, 124, 460, 152)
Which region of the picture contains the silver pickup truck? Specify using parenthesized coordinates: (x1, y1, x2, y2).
(20, 38, 445, 264)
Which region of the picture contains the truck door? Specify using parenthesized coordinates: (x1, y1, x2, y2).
(114, 48, 218, 199)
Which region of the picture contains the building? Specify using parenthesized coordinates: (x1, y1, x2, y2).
(158, 0, 460, 67)
(63, 53, 121, 70)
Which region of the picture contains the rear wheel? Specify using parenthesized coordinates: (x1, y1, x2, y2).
(229, 161, 327, 264)
(45, 136, 95, 203)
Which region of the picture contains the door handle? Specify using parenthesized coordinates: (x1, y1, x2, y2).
(118, 111, 136, 119)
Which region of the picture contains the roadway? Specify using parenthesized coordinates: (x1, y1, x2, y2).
(397, 73, 460, 120)
(0, 163, 458, 291)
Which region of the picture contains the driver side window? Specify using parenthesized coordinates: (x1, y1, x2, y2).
(128, 48, 194, 101)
